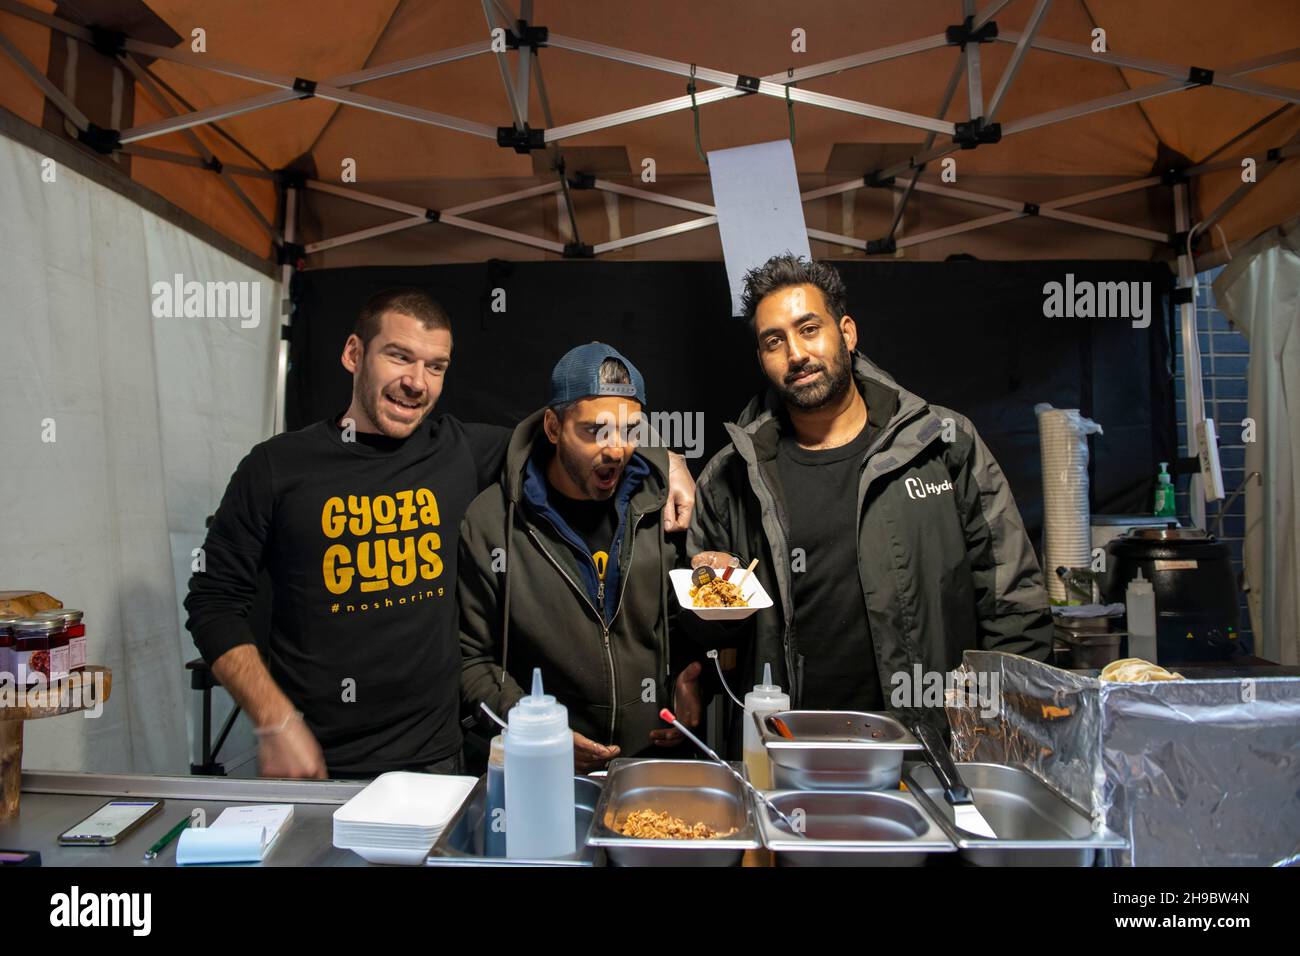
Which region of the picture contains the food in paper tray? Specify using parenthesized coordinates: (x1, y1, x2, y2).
(1099, 658, 1184, 682)
(614, 809, 738, 840)
(690, 578, 748, 608)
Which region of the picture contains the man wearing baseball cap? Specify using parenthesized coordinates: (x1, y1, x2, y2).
(459, 343, 703, 771)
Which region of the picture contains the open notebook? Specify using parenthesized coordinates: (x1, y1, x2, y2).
(175, 805, 294, 865)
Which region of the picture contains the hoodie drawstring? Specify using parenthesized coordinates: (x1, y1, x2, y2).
(500, 499, 514, 688)
(660, 520, 669, 685)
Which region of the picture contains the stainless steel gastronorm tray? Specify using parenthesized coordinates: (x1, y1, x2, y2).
(756, 789, 956, 866)
(585, 759, 760, 866)
(755, 710, 923, 790)
(902, 762, 1128, 866)
(427, 775, 603, 867)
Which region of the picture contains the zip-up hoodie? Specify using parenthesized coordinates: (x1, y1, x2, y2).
(459, 409, 687, 754)
(683, 351, 1052, 751)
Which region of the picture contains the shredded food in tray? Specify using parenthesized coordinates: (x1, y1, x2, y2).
(690, 579, 748, 608)
(615, 809, 738, 840)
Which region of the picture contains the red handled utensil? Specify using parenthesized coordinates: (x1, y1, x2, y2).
(659, 708, 803, 836)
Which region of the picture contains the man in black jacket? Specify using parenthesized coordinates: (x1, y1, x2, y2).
(459, 343, 703, 771)
(686, 255, 1051, 750)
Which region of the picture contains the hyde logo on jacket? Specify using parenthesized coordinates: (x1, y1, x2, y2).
(904, 476, 954, 501)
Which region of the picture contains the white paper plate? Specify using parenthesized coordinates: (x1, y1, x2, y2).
(333, 772, 476, 829)
(334, 828, 442, 847)
(670, 567, 773, 621)
(345, 844, 433, 866)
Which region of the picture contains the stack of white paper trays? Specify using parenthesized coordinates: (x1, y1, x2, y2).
(333, 771, 476, 865)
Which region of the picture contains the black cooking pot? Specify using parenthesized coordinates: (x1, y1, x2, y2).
(1102, 524, 1243, 663)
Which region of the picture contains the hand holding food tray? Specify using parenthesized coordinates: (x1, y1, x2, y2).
(670, 559, 772, 621)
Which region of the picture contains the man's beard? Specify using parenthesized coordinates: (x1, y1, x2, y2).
(557, 441, 618, 500)
(776, 338, 853, 410)
(356, 363, 430, 437)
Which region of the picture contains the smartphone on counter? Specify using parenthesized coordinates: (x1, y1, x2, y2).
(0, 849, 41, 866)
(58, 800, 164, 846)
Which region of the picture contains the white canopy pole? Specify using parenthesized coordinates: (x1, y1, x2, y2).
(1175, 182, 1208, 529)
(274, 185, 296, 436)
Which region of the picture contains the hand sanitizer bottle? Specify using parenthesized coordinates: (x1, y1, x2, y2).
(1154, 462, 1176, 518)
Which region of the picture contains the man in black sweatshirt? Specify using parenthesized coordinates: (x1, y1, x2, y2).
(185, 288, 697, 779)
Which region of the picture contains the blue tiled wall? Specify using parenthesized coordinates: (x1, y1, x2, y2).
(1172, 265, 1254, 648)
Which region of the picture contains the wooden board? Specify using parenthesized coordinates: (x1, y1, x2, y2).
(0, 665, 113, 721)
(0, 665, 113, 820)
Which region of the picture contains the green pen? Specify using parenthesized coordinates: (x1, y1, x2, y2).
(143, 815, 194, 861)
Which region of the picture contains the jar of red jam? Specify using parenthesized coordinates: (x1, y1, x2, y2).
(35, 609, 85, 672)
(12, 618, 68, 687)
(0, 616, 17, 681)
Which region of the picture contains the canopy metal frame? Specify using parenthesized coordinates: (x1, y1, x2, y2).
(1, 0, 1297, 502)
(2, 0, 1296, 265)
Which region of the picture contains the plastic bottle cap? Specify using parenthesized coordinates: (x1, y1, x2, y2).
(752, 661, 782, 694)
(507, 667, 569, 739)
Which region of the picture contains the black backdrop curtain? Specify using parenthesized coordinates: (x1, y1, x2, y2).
(287, 259, 1176, 550)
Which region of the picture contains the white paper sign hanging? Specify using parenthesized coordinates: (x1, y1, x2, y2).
(707, 140, 811, 317)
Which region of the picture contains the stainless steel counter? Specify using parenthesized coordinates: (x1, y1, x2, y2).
(2, 771, 371, 866)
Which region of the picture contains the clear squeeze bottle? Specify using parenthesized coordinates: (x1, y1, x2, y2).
(1126, 568, 1158, 663)
(504, 668, 575, 859)
(743, 663, 790, 790)
(485, 734, 506, 857)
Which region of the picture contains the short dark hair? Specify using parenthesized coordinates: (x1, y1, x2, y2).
(354, 288, 451, 345)
(551, 358, 631, 421)
(739, 253, 848, 326)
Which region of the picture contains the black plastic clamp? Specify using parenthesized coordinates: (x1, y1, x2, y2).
(1187, 66, 1214, 87)
(1266, 146, 1282, 163)
(567, 171, 596, 190)
(204, 156, 223, 175)
(425, 208, 440, 222)
(89, 24, 127, 58)
(496, 124, 546, 153)
(1161, 167, 1190, 186)
(293, 77, 317, 98)
(1170, 286, 1195, 306)
(1169, 229, 1203, 253)
(945, 16, 998, 47)
(864, 171, 896, 188)
(77, 123, 121, 155)
(277, 241, 305, 266)
(563, 242, 594, 259)
(953, 117, 1001, 149)
(865, 237, 897, 255)
(735, 74, 761, 94)
(276, 168, 307, 189)
(1022, 202, 1040, 216)
(505, 21, 548, 50)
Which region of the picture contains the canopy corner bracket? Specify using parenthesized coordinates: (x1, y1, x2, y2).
(496, 124, 546, 152)
(945, 15, 998, 48)
(952, 117, 1002, 149)
(504, 21, 548, 52)
(76, 123, 121, 155)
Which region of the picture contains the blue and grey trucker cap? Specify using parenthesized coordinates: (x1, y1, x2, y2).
(547, 342, 646, 407)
